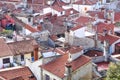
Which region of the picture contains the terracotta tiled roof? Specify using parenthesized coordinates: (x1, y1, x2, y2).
(41, 54, 91, 78)
(85, 50, 103, 57)
(0, 38, 13, 57)
(8, 39, 37, 55)
(114, 12, 120, 22)
(32, 0, 45, 4)
(55, 48, 66, 55)
(0, 66, 36, 80)
(51, 5, 65, 12)
(75, 16, 94, 26)
(95, 22, 114, 33)
(65, 8, 79, 17)
(96, 61, 109, 71)
(71, 25, 83, 31)
(69, 46, 83, 54)
(87, 11, 104, 19)
(74, 0, 98, 5)
(98, 34, 120, 45)
(52, 0, 69, 6)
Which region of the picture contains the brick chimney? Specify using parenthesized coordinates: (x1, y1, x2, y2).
(33, 44, 39, 61)
(103, 40, 109, 62)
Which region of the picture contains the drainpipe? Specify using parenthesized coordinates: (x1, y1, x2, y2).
(41, 68, 43, 80)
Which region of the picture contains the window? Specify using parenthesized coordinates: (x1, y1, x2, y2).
(21, 55, 24, 61)
(3, 58, 10, 64)
(28, 17, 31, 22)
(45, 74, 50, 80)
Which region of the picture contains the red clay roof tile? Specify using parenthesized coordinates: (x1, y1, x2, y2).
(0, 67, 36, 80)
(75, 16, 94, 26)
(95, 22, 114, 33)
(8, 39, 37, 55)
(98, 34, 120, 45)
(74, 0, 98, 5)
(41, 54, 91, 78)
(0, 38, 13, 57)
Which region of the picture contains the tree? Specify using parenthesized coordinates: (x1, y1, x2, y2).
(106, 62, 120, 80)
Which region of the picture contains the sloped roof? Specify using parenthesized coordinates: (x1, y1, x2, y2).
(74, 0, 98, 5)
(0, 38, 13, 57)
(64, 8, 79, 17)
(0, 66, 36, 80)
(98, 34, 120, 45)
(114, 12, 120, 22)
(85, 50, 103, 57)
(41, 54, 91, 78)
(75, 16, 94, 26)
(8, 39, 37, 55)
(71, 25, 83, 31)
(87, 11, 104, 19)
(95, 22, 115, 33)
(51, 5, 65, 12)
(52, 0, 69, 6)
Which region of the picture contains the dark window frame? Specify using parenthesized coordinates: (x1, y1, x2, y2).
(45, 74, 50, 80)
(21, 55, 24, 61)
(3, 58, 10, 64)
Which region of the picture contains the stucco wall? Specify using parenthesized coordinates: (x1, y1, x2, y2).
(26, 59, 42, 80)
(71, 61, 92, 80)
(73, 4, 95, 14)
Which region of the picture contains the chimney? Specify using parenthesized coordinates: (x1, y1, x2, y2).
(13, 31, 17, 42)
(33, 44, 39, 61)
(111, 10, 115, 23)
(37, 25, 42, 31)
(94, 31, 98, 48)
(103, 40, 109, 62)
(64, 61, 72, 80)
(104, 9, 107, 19)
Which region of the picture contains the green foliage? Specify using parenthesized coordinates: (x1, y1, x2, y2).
(115, 22, 120, 27)
(0, 29, 13, 36)
(106, 62, 120, 80)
